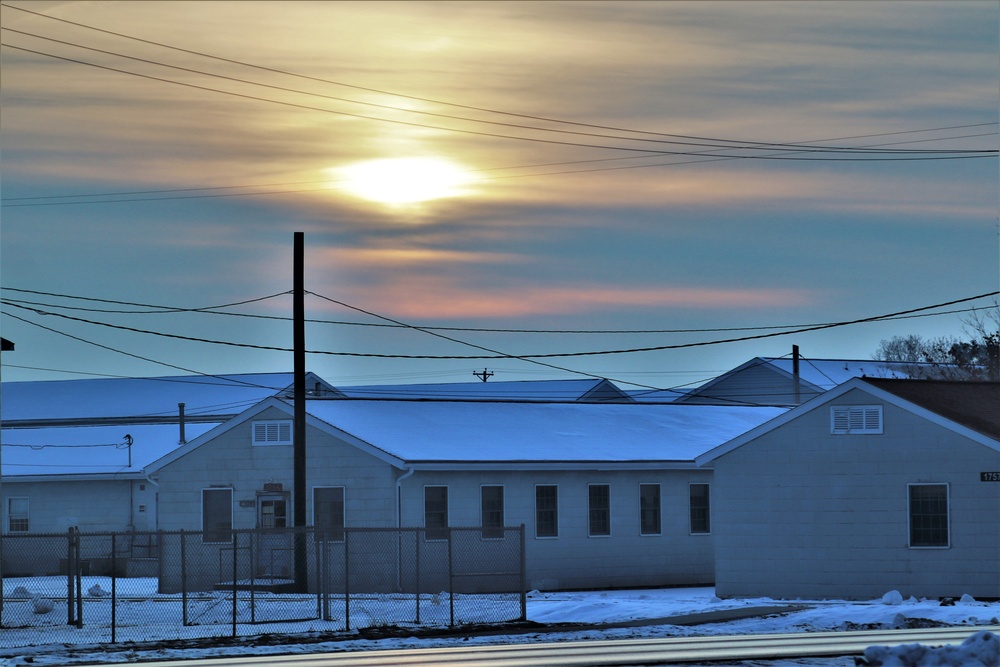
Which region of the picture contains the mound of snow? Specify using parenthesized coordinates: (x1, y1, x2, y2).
(31, 595, 54, 614)
(862, 630, 999, 666)
(882, 590, 904, 606)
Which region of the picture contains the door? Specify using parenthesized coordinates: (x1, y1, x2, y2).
(257, 494, 292, 579)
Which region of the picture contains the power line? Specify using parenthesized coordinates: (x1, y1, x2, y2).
(2, 287, 993, 335)
(2, 127, 995, 208)
(9, 24, 964, 157)
(0, 309, 289, 390)
(1, 40, 993, 163)
(4, 291, 996, 360)
(3, 3, 995, 155)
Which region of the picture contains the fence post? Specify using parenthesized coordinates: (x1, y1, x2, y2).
(0, 532, 4, 626)
(66, 527, 75, 626)
(519, 524, 527, 622)
(447, 527, 454, 628)
(249, 529, 256, 625)
(231, 532, 238, 638)
(343, 528, 350, 631)
(180, 530, 188, 626)
(314, 536, 321, 620)
(111, 532, 117, 643)
(74, 528, 83, 628)
(415, 528, 421, 624)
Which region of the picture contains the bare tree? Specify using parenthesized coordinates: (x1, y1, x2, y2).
(872, 302, 999, 381)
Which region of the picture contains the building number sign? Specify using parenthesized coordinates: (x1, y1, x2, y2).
(980, 472, 1000, 482)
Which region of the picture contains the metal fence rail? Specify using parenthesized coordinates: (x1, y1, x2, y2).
(0, 525, 526, 648)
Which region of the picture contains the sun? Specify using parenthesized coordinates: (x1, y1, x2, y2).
(332, 157, 473, 205)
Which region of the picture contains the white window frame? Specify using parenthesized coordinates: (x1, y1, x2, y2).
(639, 483, 661, 536)
(689, 483, 711, 535)
(7, 497, 29, 533)
(480, 484, 505, 540)
(534, 484, 559, 539)
(588, 483, 611, 538)
(424, 485, 449, 541)
(830, 405, 883, 434)
(908, 483, 950, 549)
(252, 420, 293, 446)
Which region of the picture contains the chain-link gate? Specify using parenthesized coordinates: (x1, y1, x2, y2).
(1, 525, 525, 649)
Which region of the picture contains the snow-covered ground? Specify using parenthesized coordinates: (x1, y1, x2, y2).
(1, 584, 998, 666)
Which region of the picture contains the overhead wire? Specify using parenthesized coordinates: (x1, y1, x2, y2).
(0, 29, 992, 161)
(2, 3, 994, 155)
(7, 24, 964, 157)
(1, 286, 994, 334)
(3, 291, 995, 361)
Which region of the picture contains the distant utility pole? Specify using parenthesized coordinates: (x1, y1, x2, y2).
(293, 232, 308, 592)
(473, 368, 494, 382)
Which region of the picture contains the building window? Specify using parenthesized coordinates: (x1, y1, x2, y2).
(7, 497, 29, 533)
(481, 485, 504, 539)
(535, 485, 558, 538)
(589, 484, 611, 537)
(202, 488, 233, 543)
(640, 483, 661, 535)
(690, 483, 710, 534)
(252, 420, 293, 445)
(424, 486, 448, 540)
(314, 487, 345, 542)
(909, 483, 949, 548)
(831, 405, 883, 434)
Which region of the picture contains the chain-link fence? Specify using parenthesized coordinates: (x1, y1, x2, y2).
(0, 525, 526, 648)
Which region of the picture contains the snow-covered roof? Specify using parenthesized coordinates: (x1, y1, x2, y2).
(762, 358, 919, 391)
(301, 399, 787, 465)
(337, 378, 632, 402)
(1, 422, 219, 478)
(0, 372, 336, 423)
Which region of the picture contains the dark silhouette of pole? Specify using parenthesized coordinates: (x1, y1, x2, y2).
(293, 232, 308, 592)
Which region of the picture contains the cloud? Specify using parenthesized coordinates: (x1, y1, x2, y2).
(330, 275, 815, 320)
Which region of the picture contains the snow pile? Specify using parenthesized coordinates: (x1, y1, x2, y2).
(862, 630, 999, 666)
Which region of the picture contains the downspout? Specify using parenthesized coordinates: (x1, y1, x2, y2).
(395, 467, 415, 529)
(395, 467, 415, 592)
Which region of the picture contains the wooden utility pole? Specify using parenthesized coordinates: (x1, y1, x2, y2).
(293, 232, 308, 592)
(792, 345, 801, 405)
(473, 368, 494, 382)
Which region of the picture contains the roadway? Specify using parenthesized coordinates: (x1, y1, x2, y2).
(135, 624, 999, 666)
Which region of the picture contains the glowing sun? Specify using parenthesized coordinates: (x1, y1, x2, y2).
(333, 157, 472, 205)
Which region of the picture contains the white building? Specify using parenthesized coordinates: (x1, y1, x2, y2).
(697, 377, 1000, 600)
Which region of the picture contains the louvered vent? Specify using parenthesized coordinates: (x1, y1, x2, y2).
(252, 420, 293, 445)
(830, 405, 882, 434)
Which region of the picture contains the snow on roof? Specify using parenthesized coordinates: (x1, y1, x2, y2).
(1, 422, 218, 477)
(763, 358, 922, 390)
(1, 373, 299, 422)
(302, 400, 787, 464)
(337, 378, 628, 401)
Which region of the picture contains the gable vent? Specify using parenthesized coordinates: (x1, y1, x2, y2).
(253, 420, 293, 445)
(831, 405, 882, 434)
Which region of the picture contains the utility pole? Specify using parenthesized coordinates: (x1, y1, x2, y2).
(792, 345, 801, 405)
(473, 368, 494, 382)
(293, 232, 308, 592)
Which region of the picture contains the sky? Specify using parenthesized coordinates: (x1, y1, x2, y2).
(1, 1, 998, 392)
(2, 582, 998, 665)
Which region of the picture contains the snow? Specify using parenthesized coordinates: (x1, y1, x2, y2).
(1, 373, 298, 422)
(1, 423, 218, 476)
(1, 582, 997, 666)
(302, 400, 787, 462)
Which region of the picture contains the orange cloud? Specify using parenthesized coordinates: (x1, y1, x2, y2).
(313, 246, 524, 269)
(338, 276, 814, 319)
